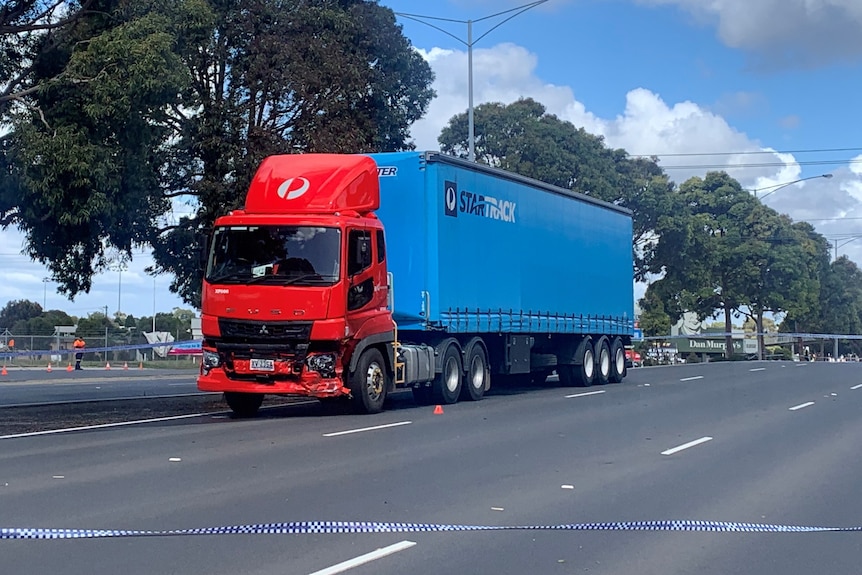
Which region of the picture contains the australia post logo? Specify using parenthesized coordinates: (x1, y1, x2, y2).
(276, 177, 311, 200)
(444, 180, 516, 224)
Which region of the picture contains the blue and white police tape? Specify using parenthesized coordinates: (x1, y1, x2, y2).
(0, 340, 202, 359)
(2, 520, 861, 540)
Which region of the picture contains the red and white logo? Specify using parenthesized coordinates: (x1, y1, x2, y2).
(276, 177, 311, 200)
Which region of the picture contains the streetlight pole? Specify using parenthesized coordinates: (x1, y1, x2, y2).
(110, 263, 127, 316)
(42, 277, 50, 309)
(395, 1, 550, 162)
(751, 173, 833, 200)
(831, 235, 862, 260)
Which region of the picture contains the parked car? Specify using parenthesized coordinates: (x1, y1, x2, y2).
(625, 348, 643, 368)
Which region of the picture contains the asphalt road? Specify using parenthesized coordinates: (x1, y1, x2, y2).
(3, 362, 862, 575)
(0, 368, 202, 406)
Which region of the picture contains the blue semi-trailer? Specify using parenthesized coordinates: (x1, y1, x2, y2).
(199, 151, 634, 416)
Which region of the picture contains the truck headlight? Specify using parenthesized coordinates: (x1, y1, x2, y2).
(203, 350, 221, 369)
(306, 353, 336, 378)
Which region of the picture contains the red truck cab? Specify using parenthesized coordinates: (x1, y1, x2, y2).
(198, 155, 395, 416)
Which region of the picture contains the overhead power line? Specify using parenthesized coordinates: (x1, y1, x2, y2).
(661, 158, 862, 170)
(634, 146, 862, 158)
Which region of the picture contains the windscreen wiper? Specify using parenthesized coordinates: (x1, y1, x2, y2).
(208, 272, 246, 283)
(282, 273, 334, 286)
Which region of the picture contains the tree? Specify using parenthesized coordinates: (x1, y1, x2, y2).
(2, 0, 435, 307)
(638, 283, 672, 337)
(437, 97, 672, 279)
(733, 212, 824, 358)
(0, 299, 43, 328)
(2, 0, 194, 295)
(648, 172, 761, 359)
(0, 0, 95, 113)
(785, 256, 862, 350)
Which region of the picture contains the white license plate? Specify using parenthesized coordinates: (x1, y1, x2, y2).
(250, 358, 275, 372)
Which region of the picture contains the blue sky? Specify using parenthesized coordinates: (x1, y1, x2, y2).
(2, 0, 862, 320)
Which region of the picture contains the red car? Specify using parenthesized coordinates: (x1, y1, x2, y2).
(625, 348, 642, 368)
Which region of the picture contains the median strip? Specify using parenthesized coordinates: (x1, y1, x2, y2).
(661, 436, 713, 456)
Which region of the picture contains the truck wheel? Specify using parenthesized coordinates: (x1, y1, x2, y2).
(577, 344, 596, 387)
(432, 343, 462, 404)
(460, 343, 488, 401)
(350, 348, 388, 414)
(609, 337, 626, 383)
(595, 338, 611, 386)
(225, 392, 264, 418)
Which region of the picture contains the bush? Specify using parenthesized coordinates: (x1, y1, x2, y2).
(685, 352, 701, 364)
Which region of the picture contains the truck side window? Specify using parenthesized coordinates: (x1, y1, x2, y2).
(376, 230, 386, 263)
(348, 230, 372, 276)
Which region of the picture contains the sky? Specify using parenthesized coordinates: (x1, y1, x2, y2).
(3, 0, 862, 320)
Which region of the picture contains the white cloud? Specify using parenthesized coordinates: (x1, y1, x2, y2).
(409, 42, 862, 291)
(411, 43, 798, 186)
(635, 0, 862, 68)
(0, 226, 187, 320)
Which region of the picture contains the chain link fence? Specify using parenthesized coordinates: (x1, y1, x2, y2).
(0, 332, 199, 369)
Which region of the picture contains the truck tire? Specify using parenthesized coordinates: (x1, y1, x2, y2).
(350, 348, 388, 414)
(225, 392, 264, 418)
(460, 342, 489, 401)
(609, 337, 626, 383)
(559, 339, 595, 387)
(432, 343, 463, 404)
(595, 338, 611, 386)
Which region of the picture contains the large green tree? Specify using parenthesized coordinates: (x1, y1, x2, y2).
(638, 283, 672, 337)
(0, 299, 43, 329)
(784, 255, 862, 348)
(437, 97, 672, 280)
(648, 172, 761, 358)
(0, 0, 95, 113)
(2, 0, 435, 307)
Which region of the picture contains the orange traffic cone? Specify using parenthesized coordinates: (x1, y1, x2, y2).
(105, 362, 111, 370)
(66, 363, 73, 372)
(1, 365, 7, 376)
(122, 361, 129, 370)
(138, 361, 143, 370)
(433, 405, 444, 415)
(46, 362, 52, 373)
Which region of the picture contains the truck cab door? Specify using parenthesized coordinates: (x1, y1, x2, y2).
(346, 229, 376, 312)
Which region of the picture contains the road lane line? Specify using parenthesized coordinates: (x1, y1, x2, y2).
(789, 401, 815, 411)
(0, 412, 214, 440)
(661, 436, 713, 456)
(749, 368, 766, 372)
(323, 421, 412, 437)
(851, 384, 862, 390)
(564, 390, 606, 399)
(679, 376, 704, 382)
(308, 540, 416, 575)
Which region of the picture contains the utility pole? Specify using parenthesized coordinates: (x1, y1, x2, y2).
(395, 1, 549, 162)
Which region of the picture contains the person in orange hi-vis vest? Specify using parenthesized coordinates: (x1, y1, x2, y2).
(73, 336, 86, 370)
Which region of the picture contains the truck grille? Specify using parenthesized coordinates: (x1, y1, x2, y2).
(218, 319, 312, 343)
(215, 319, 313, 364)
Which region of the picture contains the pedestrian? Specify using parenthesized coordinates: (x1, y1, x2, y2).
(73, 336, 86, 370)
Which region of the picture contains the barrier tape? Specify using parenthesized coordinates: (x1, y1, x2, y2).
(2, 519, 861, 540)
(0, 340, 203, 359)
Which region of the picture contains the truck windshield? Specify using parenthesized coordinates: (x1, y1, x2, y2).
(206, 226, 341, 286)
